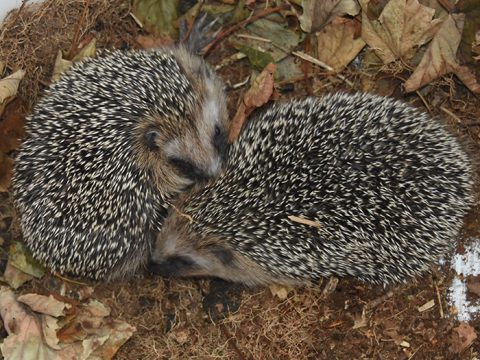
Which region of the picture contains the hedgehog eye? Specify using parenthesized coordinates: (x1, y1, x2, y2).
(144, 127, 159, 151)
(214, 125, 221, 136)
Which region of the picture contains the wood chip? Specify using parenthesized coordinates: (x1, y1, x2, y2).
(287, 215, 322, 228)
(418, 299, 435, 312)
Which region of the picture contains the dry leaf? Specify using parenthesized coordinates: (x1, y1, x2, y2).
(454, 65, 480, 94)
(0, 287, 134, 359)
(466, 275, 480, 297)
(360, 0, 441, 64)
(72, 37, 97, 62)
(92, 320, 136, 359)
(269, 284, 293, 300)
(0, 287, 55, 360)
(136, 35, 175, 49)
(42, 315, 61, 350)
(404, 14, 466, 92)
(352, 308, 368, 329)
(316, 17, 366, 71)
(299, 0, 360, 33)
(450, 322, 477, 353)
(0, 152, 14, 192)
(58, 299, 110, 342)
(52, 37, 97, 82)
(0, 69, 25, 115)
(51, 50, 72, 82)
(228, 63, 276, 143)
(0, 98, 27, 153)
(18, 293, 71, 317)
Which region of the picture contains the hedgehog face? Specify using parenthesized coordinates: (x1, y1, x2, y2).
(135, 51, 229, 194)
(149, 212, 285, 286)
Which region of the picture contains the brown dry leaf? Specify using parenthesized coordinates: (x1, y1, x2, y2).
(228, 63, 276, 143)
(360, 0, 441, 64)
(58, 299, 110, 343)
(404, 14, 467, 92)
(18, 293, 71, 317)
(0, 98, 27, 153)
(0, 287, 134, 359)
(449, 322, 477, 353)
(0, 287, 55, 359)
(455, 65, 480, 94)
(467, 275, 480, 297)
(92, 320, 136, 359)
(299, 0, 360, 33)
(42, 315, 62, 350)
(316, 17, 366, 71)
(136, 35, 175, 49)
(0, 69, 25, 115)
(0, 152, 14, 192)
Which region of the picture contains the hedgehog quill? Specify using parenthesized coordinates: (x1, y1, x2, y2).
(13, 46, 229, 280)
(150, 93, 474, 286)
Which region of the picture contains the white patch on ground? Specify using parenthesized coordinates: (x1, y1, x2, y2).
(448, 237, 480, 322)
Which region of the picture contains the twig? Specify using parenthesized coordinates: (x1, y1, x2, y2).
(220, 323, 247, 360)
(366, 290, 394, 309)
(204, 3, 291, 55)
(440, 105, 462, 123)
(0, 0, 29, 43)
(67, 0, 90, 59)
(415, 90, 431, 113)
(292, 51, 355, 88)
(434, 280, 444, 318)
(167, 202, 195, 223)
(54, 272, 89, 286)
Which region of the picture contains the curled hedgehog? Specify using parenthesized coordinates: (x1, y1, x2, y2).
(13, 46, 229, 280)
(150, 92, 474, 286)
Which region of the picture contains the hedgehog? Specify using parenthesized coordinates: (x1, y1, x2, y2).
(12, 45, 229, 281)
(149, 92, 474, 286)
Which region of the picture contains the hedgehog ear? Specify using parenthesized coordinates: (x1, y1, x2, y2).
(144, 127, 160, 151)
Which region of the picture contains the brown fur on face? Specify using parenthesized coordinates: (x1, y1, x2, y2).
(133, 46, 229, 195)
(150, 209, 300, 287)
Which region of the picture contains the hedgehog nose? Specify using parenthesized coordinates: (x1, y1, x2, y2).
(148, 256, 196, 277)
(213, 129, 229, 157)
(167, 157, 211, 183)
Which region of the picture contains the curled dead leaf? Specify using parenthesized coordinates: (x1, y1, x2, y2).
(17, 293, 71, 317)
(404, 14, 466, 92)
(0, 69, 25, 115)
(228, 63, 276, 143)
(299, 0, 360, 33)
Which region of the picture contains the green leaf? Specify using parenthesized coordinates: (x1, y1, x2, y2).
(239, 46, 275, 71)
(132, 0, 180, 38)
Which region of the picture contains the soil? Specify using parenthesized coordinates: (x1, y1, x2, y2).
(1, 1, 480, 359)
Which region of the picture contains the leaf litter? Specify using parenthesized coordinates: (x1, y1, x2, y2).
(0, 0, 479, 358)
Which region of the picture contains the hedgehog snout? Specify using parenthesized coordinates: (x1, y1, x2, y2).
(167, 156, 212, 183)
